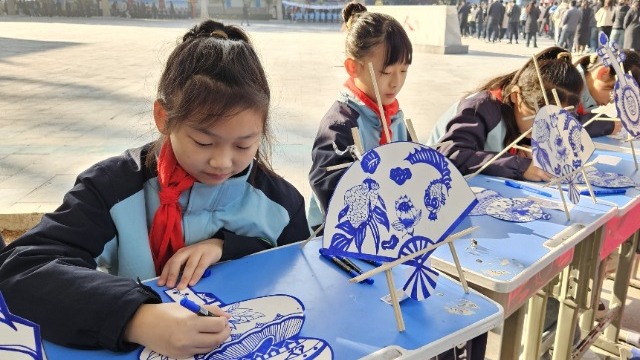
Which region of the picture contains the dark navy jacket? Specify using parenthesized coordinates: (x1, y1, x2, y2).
(0, 143, 310, 352)
(427, 91, 531, 179)
(308, 87, 409, 226)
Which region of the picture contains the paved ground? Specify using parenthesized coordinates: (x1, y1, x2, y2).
(1, 15, 639, 359)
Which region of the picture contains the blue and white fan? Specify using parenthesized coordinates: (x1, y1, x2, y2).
(322, 142, 477, 301)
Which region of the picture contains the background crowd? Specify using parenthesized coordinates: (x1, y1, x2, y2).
(458, 0, 640, 52)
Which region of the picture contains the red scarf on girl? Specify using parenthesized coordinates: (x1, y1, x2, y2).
(344, 78, 399, 145)
(148, 140, 195, 275)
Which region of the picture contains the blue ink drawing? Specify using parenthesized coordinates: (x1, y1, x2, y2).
(597, 31, 640, 138)
(0, 291, 45, 360)
(532, 105, 595, 204)
(140, 290, 334, 360)
(469, 187, 550, 222)
(322, 142, 477, 301)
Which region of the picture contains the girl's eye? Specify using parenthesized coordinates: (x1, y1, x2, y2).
(237, 145, 251, 150)
(193, 139, 212, 146)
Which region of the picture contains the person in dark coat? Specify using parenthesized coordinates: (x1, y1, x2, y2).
(458, 0, 471, 36)
(486, 0, 505, 42)
(611, 0, 630, 46)
(624, 0, 640, 50)
(507, 0, 521, 43)
(575, 0, 594, 54)
(525, 0, 542, 47)
(476, 1, 488, 39)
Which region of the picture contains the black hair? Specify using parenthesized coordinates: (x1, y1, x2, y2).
(149, 20, 272, 171)
(342, 2, 412, 69)
(476, 46, 583, 146)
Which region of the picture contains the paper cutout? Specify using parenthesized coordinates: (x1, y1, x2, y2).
(469, 187, 551, 221)
(575, 168, 637, 188)
(322, 142, 477, 301)
(485, 198, 550, 222)
(0, 291, 45, 360)
(531, 105, 595, 204)
(139, 289, 333, 360)
(597, 32, 640, 138)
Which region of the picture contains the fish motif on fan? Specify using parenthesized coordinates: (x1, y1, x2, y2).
(322, 142, 477, 301)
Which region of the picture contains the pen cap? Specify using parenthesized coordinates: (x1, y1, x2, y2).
(180, 297, 200, 313)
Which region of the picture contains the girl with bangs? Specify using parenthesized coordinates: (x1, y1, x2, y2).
(427, 46, 584, 182)
(308, 1, 412, 230)
(0, 20, 310, 359)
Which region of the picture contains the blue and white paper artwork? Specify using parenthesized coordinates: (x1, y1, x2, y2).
(576, 167, 637, 188)
(469, 187, 551, 222)
(531, 105, 595, 204)
(0, 291, 45, 360)
(322, 142, 477, 301)
(597, 32, 640, 138)
(138, 288, 333, 360)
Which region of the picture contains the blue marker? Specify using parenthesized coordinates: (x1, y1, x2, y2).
(504, 179, 553, 198)
(579, 188, 627, 196)
(180, 297, 218, 317)
(318, 249, 374, 285)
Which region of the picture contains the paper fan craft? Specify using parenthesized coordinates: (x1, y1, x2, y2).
(138, 288, 333, 360)
(469, 187, 551, 221)
(0, 291, 45, 360)
(597, 32, 640, 138)
(531, 105, 595, 204)
(575, 168, 637, 188)
(322, 142, 477, 301)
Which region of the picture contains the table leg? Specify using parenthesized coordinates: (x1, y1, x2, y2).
(522, 285, 551, 359)
(499, 306, 526, 360)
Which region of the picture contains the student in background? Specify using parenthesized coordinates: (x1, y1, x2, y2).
(308, 1, 412, 231)
(0, 20, 310, 359)
(574, 50, 640, 135)
(426, 46, 583, 181)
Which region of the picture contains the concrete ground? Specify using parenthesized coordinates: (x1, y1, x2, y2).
(0, 14, 639, 359)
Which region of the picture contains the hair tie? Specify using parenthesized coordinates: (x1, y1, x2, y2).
(557, 52, 572, 63)
(210, 30, 229, 40)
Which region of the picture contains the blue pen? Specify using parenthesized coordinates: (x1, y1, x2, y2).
(180, 297, 218, 317)
(579, 188, 627, 196)
(318, 249, 374, 285)
(504, 179, 553, 198)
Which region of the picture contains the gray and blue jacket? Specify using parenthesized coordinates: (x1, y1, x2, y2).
(0, 143, 310, 352)
(426, 90, 531, 179)
(308, 87, 409, 227)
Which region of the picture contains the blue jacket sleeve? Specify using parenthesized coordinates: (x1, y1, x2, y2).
(309, 101, 361, 214)
(0, 162, 161, 352)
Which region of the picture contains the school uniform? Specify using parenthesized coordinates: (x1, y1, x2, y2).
(427, 90, 531, 179)
(0, 142, 310, 351)
(308, 80, 409, 228)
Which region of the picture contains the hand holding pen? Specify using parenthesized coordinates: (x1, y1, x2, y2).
(318, 248, 374, 284)
(125, 300, 230, 359)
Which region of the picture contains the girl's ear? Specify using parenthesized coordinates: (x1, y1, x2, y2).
(595, 65, 612, 81)
(509, 85, 521, 103)
(153, 100, 169, 134)
(344, 58, 360, 78)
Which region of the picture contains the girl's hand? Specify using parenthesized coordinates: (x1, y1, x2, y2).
(611, 121, 622, 135)
(523, 163, 554, 182)
(158, 238, 224, 290)
(125, 302, 231, 359)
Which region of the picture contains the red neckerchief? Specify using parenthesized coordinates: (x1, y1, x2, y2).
(148, 140, 196, 275)
(344, 78, 399, 145)
(489, 88, 520, 155)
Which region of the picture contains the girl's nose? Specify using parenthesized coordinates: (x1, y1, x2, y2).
(208, 146, 233, 170)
